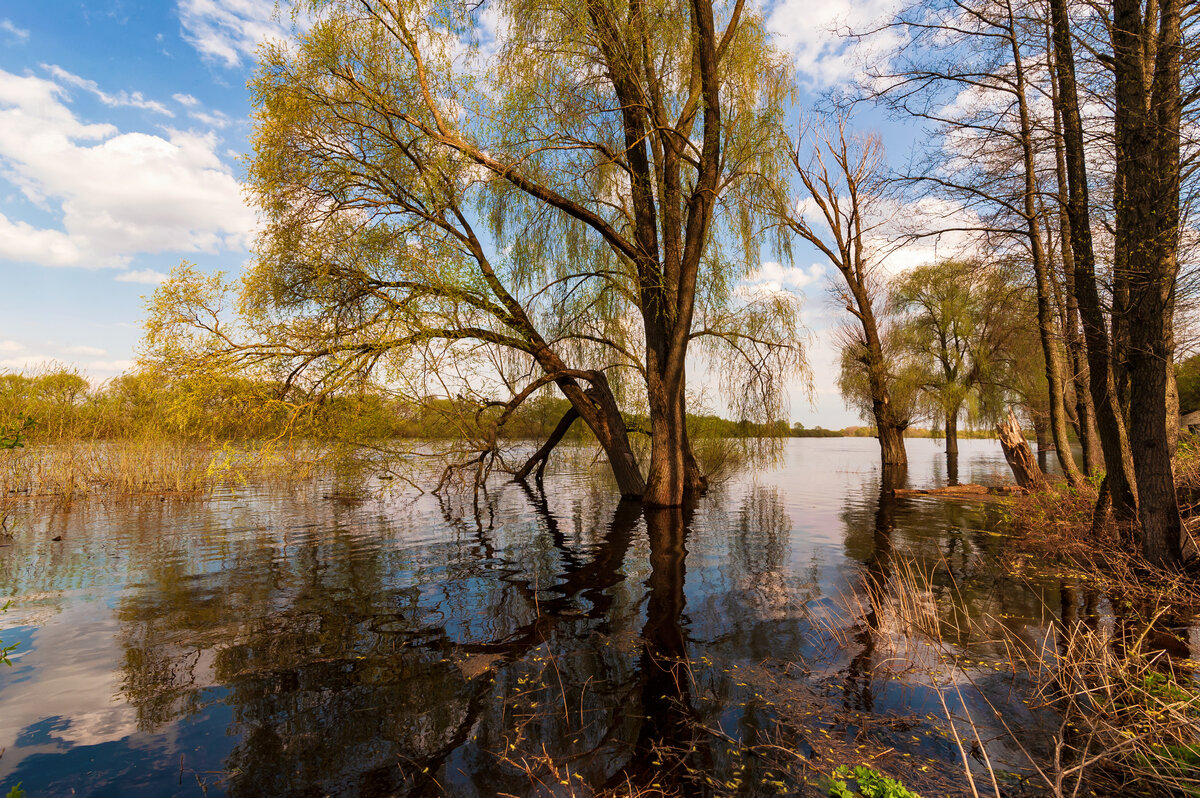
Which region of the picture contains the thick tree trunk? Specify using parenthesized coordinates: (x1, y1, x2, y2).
(1048, 0, 1140, 527)
(540, 373, 646, 499)
(857, 287, 908, 469)
(997, 409, 1047, 490)
(945, 405, 959, 456)
(1113, 0, 1184, 568)
(644, 361, 689, 507)
(877, 422, 907, 467)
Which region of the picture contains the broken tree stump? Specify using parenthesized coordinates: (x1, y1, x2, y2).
(996, 407, 1046, 490)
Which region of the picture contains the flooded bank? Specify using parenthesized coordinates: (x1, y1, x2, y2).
(0, 438, 1180, 796)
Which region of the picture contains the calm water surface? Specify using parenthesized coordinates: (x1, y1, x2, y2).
(0, 438, 1116, 796)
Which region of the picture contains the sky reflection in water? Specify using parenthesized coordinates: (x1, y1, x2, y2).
(0, 438, 1104, 796)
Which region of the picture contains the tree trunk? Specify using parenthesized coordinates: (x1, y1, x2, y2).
(997, 408, 1046, 490)
(1048, 0, 1139, 526)
(548, 373, 646, 499)
(1033, 412, 1052, 452)
(1113, 0, 1184, 568)
(644, 357, 689, 507)
(945, 405, 959, 456)
(1048, 46, 1102, 477)
(857, 286, 908, 468)
(1006, 10, 1081, 487)
(516, 404, 580, 484)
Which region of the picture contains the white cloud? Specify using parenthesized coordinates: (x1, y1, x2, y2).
(0, 68, 255, 268)
(189, 109, 231, 129)
(767, 0, 905, 87)
(63, 345, 106, 356)
(0, 340, 23, 353)
(0, 212, 85, 266)
(41, 64, 174, 116)
(173, 92, 200, 107)
(0, 19, 29, 42)
(742, 261, 827, 294)
(87, 359, 135, 374)
(176, 0, 291, 67)
(0, 354, 59, 371)
(115, 269, 170, 284)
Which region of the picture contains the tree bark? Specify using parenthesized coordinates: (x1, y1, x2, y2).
(1113, 0, 1184, 568)
(945, 405, 959, 456)
(1047, 40, 1102, 476)
(997, 408, 1047, 491)
(1005, 0, 1081, 487)
(1047, 0, 1140, 527)
(545, 373, 646, 499)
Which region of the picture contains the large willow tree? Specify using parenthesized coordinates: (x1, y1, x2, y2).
(148, 0, 801, 504)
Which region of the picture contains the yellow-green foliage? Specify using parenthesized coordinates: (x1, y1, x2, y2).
(0, 367, 605, 447)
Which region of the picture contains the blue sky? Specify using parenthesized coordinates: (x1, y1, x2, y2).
(0, 0, 931, 428)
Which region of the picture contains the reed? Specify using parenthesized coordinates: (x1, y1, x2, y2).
(820, 550, 1200, 798)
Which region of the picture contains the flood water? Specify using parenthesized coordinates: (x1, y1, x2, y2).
(0, 438, 1133, 796)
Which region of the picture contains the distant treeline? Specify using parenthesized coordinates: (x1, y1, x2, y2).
(0, 369, 848, 445)
(1, 368, 1034, 445)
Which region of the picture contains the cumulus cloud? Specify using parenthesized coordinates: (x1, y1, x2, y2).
(176, 0, 292, 67)
(767, 0, 904, 87)
(0, 68, 255, 268)
(742, 261, 827, 294)
(115, 269, 170, 284)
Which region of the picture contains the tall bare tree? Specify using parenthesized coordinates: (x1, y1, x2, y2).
(783, 122, 910, 467)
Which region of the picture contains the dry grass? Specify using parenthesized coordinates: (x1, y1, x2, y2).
(820, 549, 1200, 798)
(0, 438, 322, 505)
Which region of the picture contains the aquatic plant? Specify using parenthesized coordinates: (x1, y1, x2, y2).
(827, 765, 922, 798)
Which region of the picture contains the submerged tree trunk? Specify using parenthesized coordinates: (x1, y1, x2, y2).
(522, 372, 646, 499)
(644, 356, 690, 507)
(945, 405, 959, 456)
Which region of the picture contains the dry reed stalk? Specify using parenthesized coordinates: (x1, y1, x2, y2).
(822, 545, 1200, 798)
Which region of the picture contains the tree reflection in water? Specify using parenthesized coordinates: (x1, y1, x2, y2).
(109, 486, 724, 796)
(3, 439, 1115, 796)
(843, 466, 905, 715)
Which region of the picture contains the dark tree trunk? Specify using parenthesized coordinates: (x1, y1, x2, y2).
(1113, 0, 1184, 568)
(945, 405, 959, 456)
(1048, 47, 1102, 477)
(1048, 0, 1140, 527)
(515, 404, 579, 485)
(532, 372, 646, 499)
(1034, 412, 1052, 453)
(644, 358, 689, 507)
